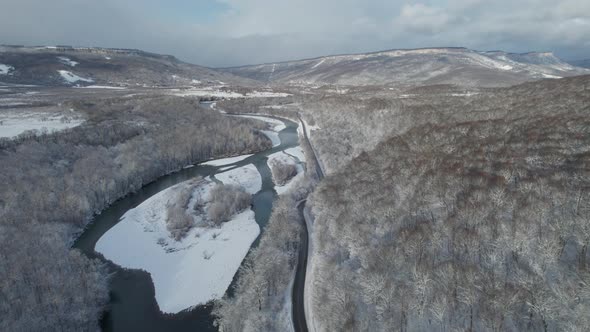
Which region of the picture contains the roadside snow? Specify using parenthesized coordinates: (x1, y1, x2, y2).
(298, 117, 320, 140)
(58, 70, 93, 84)
(96, 178, 260, 313)
(0, 64, 14, 75)
(216, 164, 262, 194)
(201, 154, 252, 166)
(0, 112, 84, 138)
(57, 56, 79, 67)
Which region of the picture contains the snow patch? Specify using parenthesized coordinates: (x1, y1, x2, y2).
(541, 73, 562, 79)
(311, 59, 326, 69)
(233, 114, 286, 132)
(77, 85, 126, 90)
(57, 70, 93, 84)
(216, 164, 262, 194)
(246, 91, 292, 98)
(201, 154, 253, 166)
(57, 56, 78, 67)
(284, 146, 306, 163)
(0, 64, 14, 75)
(96, 179, 260, 313)
(262, 130, 280, 147)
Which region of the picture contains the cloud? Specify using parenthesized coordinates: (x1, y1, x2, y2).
(394, 4, 455, 35)
(0, 0, 589, 66)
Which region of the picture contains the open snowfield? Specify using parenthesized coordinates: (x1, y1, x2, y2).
(201, 154, 252, 166)
(267, 151, 305, 195)
(216, 164, 262, 194)
(0, 111, 84, 138)
(96, 176, 261, 313)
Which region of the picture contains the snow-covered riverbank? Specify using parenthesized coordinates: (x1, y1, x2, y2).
(96, 164, 263, 313)
(267, 150, 305, 195)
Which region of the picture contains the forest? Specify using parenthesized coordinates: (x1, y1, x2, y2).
(214, 176, 315, 332)
(305, 75, 590, 331)
(0, 94, 271, 331)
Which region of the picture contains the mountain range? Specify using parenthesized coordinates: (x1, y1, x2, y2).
(221, 47, 590, 87)
(1, 45, 588, 88)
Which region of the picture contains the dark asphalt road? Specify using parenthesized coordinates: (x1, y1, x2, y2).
(292, 115, 324, 332)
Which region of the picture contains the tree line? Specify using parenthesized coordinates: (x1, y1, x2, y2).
(0, 94, 272, 331)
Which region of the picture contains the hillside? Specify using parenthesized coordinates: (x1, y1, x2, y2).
(221, 47, 590, 87)
(300, 75, 590, 331)
(0, 45, 256, 87)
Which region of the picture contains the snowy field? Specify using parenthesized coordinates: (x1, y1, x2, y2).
(215, 164, 262, 194)
(0, 111, 84, 138)
(96, 171, 262, 313)
(267, 151, 305, 195)
(171, 87, 291, 99)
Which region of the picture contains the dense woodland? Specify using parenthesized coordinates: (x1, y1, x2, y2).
(306, 76, 590, 331)
(0, 95, 271, 331)
(214, 177, 314, 332)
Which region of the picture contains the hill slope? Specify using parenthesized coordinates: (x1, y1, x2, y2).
(222, 47, 589, 87)
(0, 45, 256, 87)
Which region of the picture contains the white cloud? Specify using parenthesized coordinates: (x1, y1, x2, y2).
(393, 4, 454, 35)
(0, 0, 589, 66)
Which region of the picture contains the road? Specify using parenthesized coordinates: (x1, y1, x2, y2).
(292, 115, 324, 332)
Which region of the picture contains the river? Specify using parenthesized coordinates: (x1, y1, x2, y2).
(73, 104, 301, 331)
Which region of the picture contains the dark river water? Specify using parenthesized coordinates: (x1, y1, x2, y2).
(73, 107, 300, 331)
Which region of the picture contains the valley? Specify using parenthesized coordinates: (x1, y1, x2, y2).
(1, 42, 589, 332)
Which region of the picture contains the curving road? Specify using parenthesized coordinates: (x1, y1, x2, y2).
(292, 115, 324, 332)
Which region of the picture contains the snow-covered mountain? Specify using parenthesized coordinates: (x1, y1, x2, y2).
(221, 47, 590, 87)
(0, 45, 256, 87)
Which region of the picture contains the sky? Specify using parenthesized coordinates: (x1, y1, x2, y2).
(0, 0, 589, 67)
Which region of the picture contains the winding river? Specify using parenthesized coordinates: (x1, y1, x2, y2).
(74, 105, 301, 331)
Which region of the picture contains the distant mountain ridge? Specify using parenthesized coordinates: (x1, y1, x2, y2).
(0, 45, 256, 87)
(569, 59, 590, 69)
(220, 47, 590, 87)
